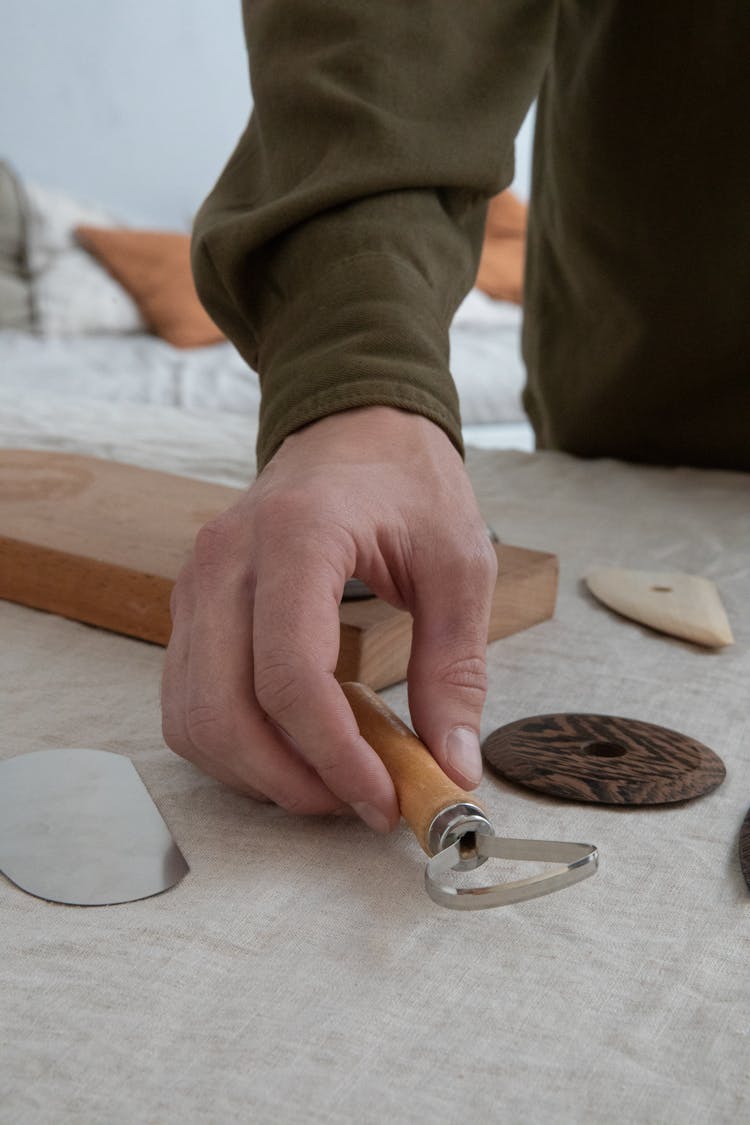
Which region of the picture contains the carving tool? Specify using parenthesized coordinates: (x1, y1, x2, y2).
(342, 683, 598, 910)
(586, 566, 733, 648)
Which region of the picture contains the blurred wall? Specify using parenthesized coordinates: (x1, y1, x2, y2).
(1, 0, 250, 226)
(1, 0, 534, 227)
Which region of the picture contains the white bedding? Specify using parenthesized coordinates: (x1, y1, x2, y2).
(2, 172, 533, 447)
(0, 331, 263, 417)
(0, 390, 258, 486)
(0, 288, 531, 441)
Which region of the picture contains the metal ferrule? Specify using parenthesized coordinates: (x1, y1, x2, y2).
(427, 803, 495, 870)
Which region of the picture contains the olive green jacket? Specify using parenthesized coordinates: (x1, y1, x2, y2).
(193, 1, 750, 473)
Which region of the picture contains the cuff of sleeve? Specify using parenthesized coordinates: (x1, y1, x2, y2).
(255, 251, 463, 469)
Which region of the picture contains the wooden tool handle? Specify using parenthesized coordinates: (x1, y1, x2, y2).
(341, 682, 486, 855)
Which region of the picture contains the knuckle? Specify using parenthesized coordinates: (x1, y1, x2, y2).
(433, 653, 488, 698)
(170, 560, 195, 618)
(450, 534, 498, 586)
(185, 702, 233, 751)
(193, 515, 238, 578)
(160, 709, 182, 752)
(160, 673, 183, 750)
(275, 790, 335, 816)
(240, 786, 273, 804)
(161, 704, 197, 763)
(254, 659, 306, 720)
(307, 753, 347, 786)
(475, 537, 499, 585)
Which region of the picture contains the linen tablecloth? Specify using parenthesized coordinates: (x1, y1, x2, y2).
(1, 407, 748, 1123)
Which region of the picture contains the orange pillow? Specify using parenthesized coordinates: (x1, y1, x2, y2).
(475, 189, 528, 305)
(75, 226, 224, 349)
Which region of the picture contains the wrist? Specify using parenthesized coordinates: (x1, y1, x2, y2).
(279, 405, 460, 467)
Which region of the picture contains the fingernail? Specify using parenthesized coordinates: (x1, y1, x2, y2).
(352, 802, 392, 834)
(446, 727, 483, 787)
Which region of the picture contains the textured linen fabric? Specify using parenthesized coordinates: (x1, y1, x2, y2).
(1, 402, 749, 1123)
(194, 1, 749, 472)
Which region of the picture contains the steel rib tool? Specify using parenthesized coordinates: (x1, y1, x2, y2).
(342, 683, 598, 911)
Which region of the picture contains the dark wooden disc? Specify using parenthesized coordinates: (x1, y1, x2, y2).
(740, 808, 750, 890)
(482, 713, 726, 805)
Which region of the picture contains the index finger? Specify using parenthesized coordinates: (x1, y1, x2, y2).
(252, 547, 399, 833)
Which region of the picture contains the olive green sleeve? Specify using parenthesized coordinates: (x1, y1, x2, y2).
(192, 0, 556, 469)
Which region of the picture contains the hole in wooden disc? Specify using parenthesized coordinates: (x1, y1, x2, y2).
(583, 741, 627, 758)
(651, 585, 673, 593)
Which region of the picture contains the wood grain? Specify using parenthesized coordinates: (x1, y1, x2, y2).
(740, 808, 750, 891)
(342, 682, 486, 855)
(0, 450, 558, 690)
(482, 713, 726, 805)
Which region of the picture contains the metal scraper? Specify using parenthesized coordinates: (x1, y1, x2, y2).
(0, 748, 188, 905)
(342, 684, 598, 910)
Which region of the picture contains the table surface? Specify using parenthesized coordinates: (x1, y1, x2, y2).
(2, 436, 749, 1125)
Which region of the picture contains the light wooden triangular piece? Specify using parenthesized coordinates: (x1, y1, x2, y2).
(586, 567, 734, 648)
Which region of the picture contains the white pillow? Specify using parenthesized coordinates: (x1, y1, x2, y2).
(25, 182, 146, 335)
(450, 288, 527, 424)
(452, 287, 522, 329)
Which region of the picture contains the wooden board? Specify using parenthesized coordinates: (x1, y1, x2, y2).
(482, 712, 726, 805)
(0, 450, 558, 690)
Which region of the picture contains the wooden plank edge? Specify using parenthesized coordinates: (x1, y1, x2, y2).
(0, 536, 173, 645)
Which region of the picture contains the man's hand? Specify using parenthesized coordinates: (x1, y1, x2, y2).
(161, 406, 497, 833)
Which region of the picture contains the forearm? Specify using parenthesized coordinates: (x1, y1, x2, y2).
(193, 0, 557, 468)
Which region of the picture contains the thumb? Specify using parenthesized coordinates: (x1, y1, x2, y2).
(405, 542, 497, 790)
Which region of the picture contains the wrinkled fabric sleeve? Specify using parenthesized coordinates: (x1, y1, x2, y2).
(192, 0, 557, 469)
